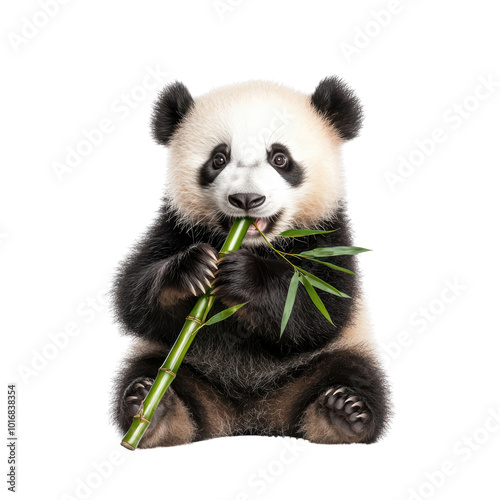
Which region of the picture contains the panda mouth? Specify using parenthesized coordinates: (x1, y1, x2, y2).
(247, 218, 268, 235)
(218, 212, 282, 236)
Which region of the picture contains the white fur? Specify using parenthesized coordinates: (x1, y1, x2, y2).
(165, 81, 346, 241)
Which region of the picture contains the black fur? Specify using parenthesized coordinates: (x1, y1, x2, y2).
(113, 354, 208, 437)
(311, 76, 363, 140)
(113, 346, 390, 444)
(286, 350, 389, 443)
(199, 143, 231, 187)
(151, 82, 194, 145)
(267, 143, 304, 187)
(112, 202, 390, 444)
(113, 203, 357, 353)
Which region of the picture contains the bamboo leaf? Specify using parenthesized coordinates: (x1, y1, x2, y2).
(297, 268, 350, 298)
(300, 257, 355, 275)
(300, 276, 333, 325)
(300, 246, 371, 257)
(204, 303, 248, 326)
(279, 229, 337, 237)
(281, 270, 300, 337)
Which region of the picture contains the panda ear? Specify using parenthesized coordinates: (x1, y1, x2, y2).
(151, 82, 194, 145)
(311, 77, 363, 141)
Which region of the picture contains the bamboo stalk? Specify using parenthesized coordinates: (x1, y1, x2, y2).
(121, 217, 253, 450)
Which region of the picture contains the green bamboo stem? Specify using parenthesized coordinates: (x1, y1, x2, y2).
(121, 217, 253, 450)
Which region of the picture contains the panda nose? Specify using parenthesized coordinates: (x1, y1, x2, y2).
(228, 193, 266, 210)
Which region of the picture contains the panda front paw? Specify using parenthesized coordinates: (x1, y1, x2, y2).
(211, 249, 262, 306)
(160, 243, 218, 305)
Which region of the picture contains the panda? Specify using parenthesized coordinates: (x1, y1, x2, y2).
(112, 77, 390, 448)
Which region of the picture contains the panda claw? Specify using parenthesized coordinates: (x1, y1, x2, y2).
(323, 386, 373, 439)
(122, 377, 164, 429)
(207, 257, 218, 269)
(202, 247, 218, 262)
(334, 396, 346, 410)
(195, 279, 206, 294)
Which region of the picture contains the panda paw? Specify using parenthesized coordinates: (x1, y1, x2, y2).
(211, 249, 261, 305)
(121, 377, 167, 428)
(122, 377, 153, 415)
(321, 386, 374, 439)
(179, 243, 218, 296)
(160, 243, 218, 305)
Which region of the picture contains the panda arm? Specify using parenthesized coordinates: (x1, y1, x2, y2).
(112, 211, 217, 339)
(213, 245, 357, 334)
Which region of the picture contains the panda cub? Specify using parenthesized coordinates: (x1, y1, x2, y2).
(112, 77, 390, 448)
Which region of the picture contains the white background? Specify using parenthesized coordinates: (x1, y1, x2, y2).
(2, 1, 500, 499)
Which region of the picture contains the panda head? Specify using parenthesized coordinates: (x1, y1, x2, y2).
(152, 78, 362, 243)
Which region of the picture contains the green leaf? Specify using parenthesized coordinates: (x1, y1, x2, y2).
(300, 276, 333, 325)
(279, 229, 337, 237)
(281, 270, 300, 337)
(300, 246, 371, 258)
(300, 257, 355, 275)
(297, 268, 350, 298)
(204, 303, 248, 326)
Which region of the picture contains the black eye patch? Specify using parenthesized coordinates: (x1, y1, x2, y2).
(199, 144, 231, 187)
(267, 143, 304, 187)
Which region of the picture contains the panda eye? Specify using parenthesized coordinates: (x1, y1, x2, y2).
(271, 152, 288, 168)
(213, 152, 227, 169)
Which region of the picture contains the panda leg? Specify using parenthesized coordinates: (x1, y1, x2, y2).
(113, 354, 237, 448)
(259, 349, 390, 444)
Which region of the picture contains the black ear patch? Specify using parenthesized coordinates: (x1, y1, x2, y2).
(311, 77, 363, 140)
(151, 82, 194, 145)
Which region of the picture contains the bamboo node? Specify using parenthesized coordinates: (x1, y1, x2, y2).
(133, 402, 151, 424)
(158, 368, 176, 378)
(186, 315, 203, 325)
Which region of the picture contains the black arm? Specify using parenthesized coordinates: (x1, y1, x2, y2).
(112, 207, 221, 342)
(213, 208, 359, 348)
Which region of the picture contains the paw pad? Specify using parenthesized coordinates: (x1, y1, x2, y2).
(122, 377, 154, 415)
(323, 386, 372, 437)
